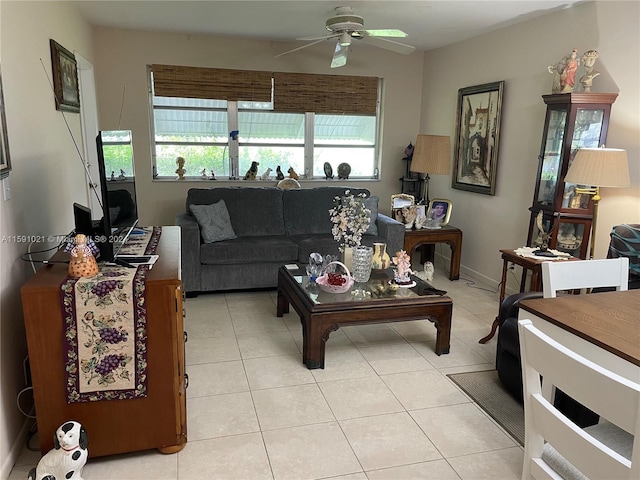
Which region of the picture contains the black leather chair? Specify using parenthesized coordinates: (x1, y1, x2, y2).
(495, 290, 599, 427)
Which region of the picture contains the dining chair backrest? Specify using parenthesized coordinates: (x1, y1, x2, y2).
(541, 257, 629, 298)
(518, 319, 640, 480)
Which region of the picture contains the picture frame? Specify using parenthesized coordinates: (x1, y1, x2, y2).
(0, 65, 10, 178)
(391, 193, 414, 222)
(50, 39, 80, 113)
(427, 198, 452, 226)
(452, 81, 504, 195)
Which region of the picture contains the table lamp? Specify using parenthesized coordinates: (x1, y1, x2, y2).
(410, 135, 451, 204)
(564, 147, 630, 259)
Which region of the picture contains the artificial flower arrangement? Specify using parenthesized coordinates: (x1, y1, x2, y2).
(392, 249, 413, 285)
(329, 190, 371, 252)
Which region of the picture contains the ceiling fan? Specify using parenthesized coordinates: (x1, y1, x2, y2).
(275, 6, 416, 68)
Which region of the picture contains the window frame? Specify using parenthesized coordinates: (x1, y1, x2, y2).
(148, 66, 382, 181)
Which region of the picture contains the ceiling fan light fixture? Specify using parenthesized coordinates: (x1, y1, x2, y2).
(339, 32, 352, 46)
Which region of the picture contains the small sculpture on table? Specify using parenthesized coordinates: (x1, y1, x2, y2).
(275, 165, 285, 180)
(392, 250, 414, 286)
(288, 167, 299, 180)
(532, 211, 557, 257)
(68, 234, 99, 278)
(401, 206, 417, 230)
(244, 161, 259, 180)
(201, 168, 208, 179)
(260, 167, 272, 181)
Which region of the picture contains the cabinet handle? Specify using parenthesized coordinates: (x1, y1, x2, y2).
(184, 373, 189, 389)
(183, 331, 188, 343)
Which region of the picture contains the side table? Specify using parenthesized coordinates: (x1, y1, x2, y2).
(478, 248, 578, 344)
(403, 225, 463, 281)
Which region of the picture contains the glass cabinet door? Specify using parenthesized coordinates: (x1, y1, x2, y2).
(536, 109, 567, 206)
(561, 108, 605, 211)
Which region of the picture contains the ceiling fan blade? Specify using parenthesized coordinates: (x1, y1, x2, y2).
(363, 29, 408, 38)
(298, 33, 340, 42)
(358, 35, 416, 55)
(331, 42, 348, 68)
(275, 38, 329, 58)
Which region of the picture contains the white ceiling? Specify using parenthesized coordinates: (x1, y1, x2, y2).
(74, 0, 584, 52)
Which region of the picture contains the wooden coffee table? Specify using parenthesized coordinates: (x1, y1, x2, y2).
(277, 266, 453, 369)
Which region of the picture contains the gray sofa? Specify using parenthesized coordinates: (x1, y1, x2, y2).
(175, 186, 405, 295)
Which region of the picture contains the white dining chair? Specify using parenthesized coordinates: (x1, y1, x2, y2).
(541, 257, 629, 298)
(518, 319, 639, 480)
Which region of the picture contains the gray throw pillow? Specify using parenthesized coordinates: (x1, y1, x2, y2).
(190, 200, 237, 243)
(364, 196, 378, 236)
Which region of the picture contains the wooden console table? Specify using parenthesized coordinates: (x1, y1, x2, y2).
(403, 225, 462, 280)
(21, 226, 187, 457)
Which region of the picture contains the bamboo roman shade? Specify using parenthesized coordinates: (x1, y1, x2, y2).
(151, 65, 378, 114)
(273, 72, 378, 115)
(151, 64, 272, 102)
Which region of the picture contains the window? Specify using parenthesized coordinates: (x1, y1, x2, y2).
(149, 65, 380, 180)
(100, 130, 134, 178)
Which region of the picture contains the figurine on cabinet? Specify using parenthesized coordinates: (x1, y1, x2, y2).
(580, 50, 601, 93)
(548, 48, 579, 93)
(175, 157, 186, 180)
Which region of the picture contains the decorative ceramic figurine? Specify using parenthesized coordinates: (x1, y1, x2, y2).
(28, 421, 88, 480)
(275, 165, 285, 180)
(580, 50, 600, 93)
(201, 168, 208, 179)
(244, 161, 259, 180)
(402, 206, 417, 230)
(391, 250, 413, 285)
(548, 48, 579, 93)
(288, 167, 299, 179)
(209, 170, 217, 180)
(260, 167, 272, 181)
(117, 169, 126, 181)
(68, 234, 99, 278)
(175, 156, 186, 180)
(110, 171, 116, 181)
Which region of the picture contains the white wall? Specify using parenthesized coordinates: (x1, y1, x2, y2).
(0, 1, 93, 476)
(420, 1, 640, 290)
(91, 27, 425, 226)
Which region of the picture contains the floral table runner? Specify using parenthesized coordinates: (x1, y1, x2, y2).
(61, 227, 161, 403)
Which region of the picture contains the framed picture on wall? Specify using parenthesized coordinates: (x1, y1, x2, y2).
(0, 65, 11, 178)
(50, 39, 80, 113)
(452, 81, 504, 195)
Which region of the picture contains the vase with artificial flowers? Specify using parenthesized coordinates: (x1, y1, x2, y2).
(329, 190, 371, 269)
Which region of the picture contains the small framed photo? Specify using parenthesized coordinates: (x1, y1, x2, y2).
(50, 39, 80, 113)
(391, 193, 415, 222)
(452, 81, 504, 195)
(427, 198, 452, 226)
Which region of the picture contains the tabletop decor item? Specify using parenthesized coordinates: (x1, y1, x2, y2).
(316, 261, 354, 293)
(391, 249, 415, 286)
(66, 234, 99, 278)
(371, 242, 391, 270)
(579, 50, 600, 92)
(329, 190, 371, 253)
(352, 245, 373, 283)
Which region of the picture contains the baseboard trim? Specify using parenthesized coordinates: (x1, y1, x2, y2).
(1, 417, 35, 480)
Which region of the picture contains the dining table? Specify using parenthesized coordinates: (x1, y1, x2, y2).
(518, 289, 640, 382)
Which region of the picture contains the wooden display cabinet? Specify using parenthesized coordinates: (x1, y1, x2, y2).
(21, 226, 187, 457)
(526, 93, 617, 258)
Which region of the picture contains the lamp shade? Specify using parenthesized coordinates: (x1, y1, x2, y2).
(565, 147, 630, 187)
(410, 134, 451, 175)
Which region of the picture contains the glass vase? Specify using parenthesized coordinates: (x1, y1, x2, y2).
(352, 246, 373, 283)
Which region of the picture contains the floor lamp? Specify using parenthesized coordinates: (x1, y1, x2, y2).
(409, 135, 451, 204)
(564, 147, 630, 260)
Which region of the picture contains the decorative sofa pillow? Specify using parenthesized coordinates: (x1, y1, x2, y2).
(190, 200, 237, 243)
(364, 196, 379, 236)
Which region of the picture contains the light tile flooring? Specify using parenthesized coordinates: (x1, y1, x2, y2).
(9, 264, 523, 480)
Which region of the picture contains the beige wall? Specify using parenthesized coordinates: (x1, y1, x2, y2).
(420, 1, 640, 289)
(0, 1, 94, 475)
(91, 27, 425, 226)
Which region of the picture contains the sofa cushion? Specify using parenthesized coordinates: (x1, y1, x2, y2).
(283, 187, 370, 236)
(187, 187, 285, 237)
(190, 200, 237, 243)
(200, 235, 299, 265)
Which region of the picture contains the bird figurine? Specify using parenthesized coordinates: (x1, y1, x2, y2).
(260, 167, 272, 181)
(275, 165, 285, 180)
(244, 161, 259, 180)
(288, 167, 299, 180)
(403, 142, 414, 160)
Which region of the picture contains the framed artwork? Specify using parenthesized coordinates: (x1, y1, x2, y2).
(452, 81, 504, 195)
(0, 65, 10, 178)
(50, 39, 80, 113)
(428, 198, 452, 226)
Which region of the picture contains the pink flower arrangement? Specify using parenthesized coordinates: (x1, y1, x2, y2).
(329, 190, 371, 252)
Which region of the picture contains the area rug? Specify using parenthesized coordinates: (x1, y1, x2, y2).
(447, 369, 524, 446)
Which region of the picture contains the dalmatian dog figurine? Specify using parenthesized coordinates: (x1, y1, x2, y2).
(28, 421, 88, 480)
(243, 161, 259, 180)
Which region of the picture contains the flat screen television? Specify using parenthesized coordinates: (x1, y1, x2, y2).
(94, 130, 139, 263)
